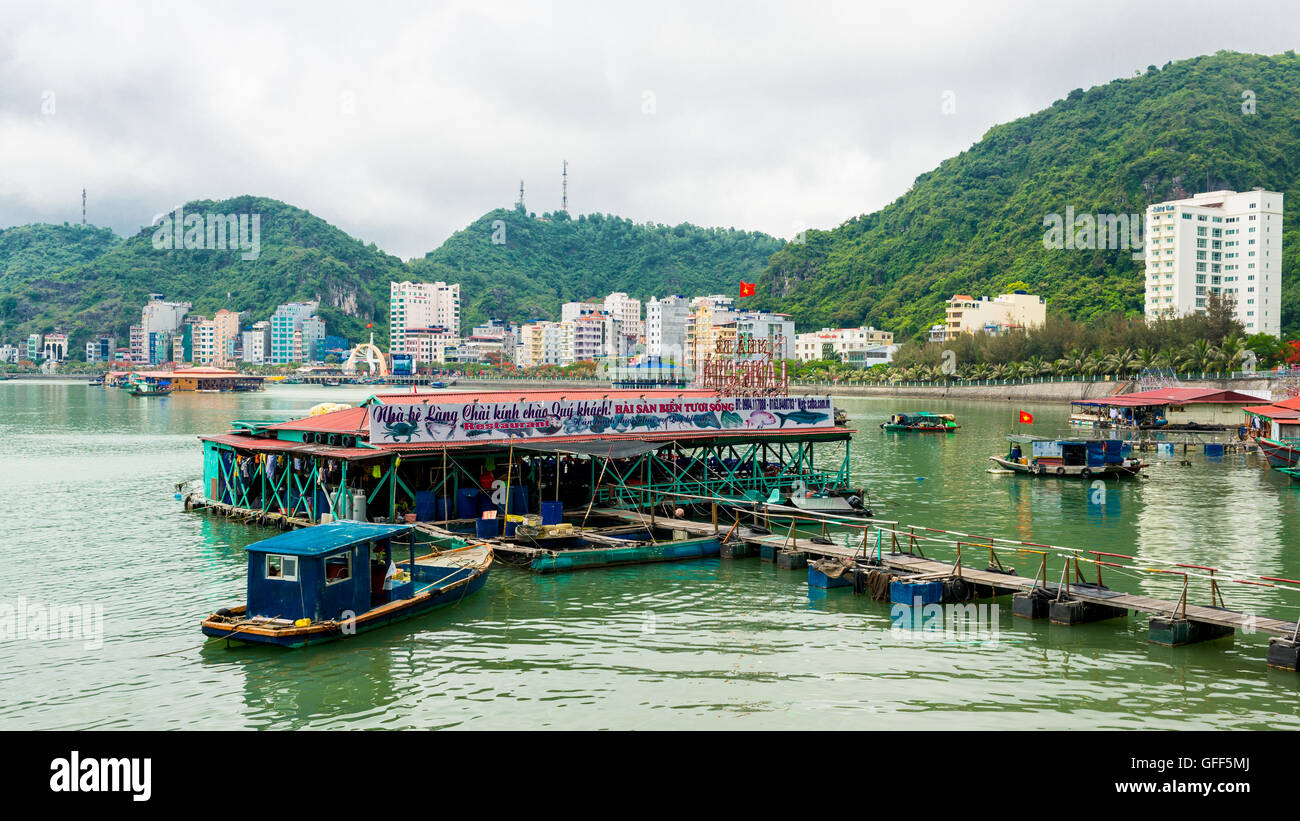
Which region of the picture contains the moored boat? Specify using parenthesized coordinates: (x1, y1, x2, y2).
(1257, 436, 1300, 469)
(881, 412, 958, 432)
(129, 379, 171, 396)
(988, 434, 1146, 478)
(201, 521, 492, 647)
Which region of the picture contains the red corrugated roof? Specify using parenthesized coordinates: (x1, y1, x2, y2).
(1272, 396, 1300, 411)
(1243, 405, 1300, 419)
(198, 433, 387, 461)
(1119, 387, 1265, 404)
(1074, 395, 1171, 407)
(199, 434, 303, 451)
(266, 406, 369, 434)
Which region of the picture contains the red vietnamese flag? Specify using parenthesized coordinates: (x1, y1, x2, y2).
(1019, 411, 1034, 424)
(739, 281, 755, 298)
(366, 322, 373, 328)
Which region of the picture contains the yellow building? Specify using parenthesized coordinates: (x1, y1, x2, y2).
(943, 291, 1045, 340)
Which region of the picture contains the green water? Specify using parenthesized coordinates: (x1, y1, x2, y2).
(3, 380, 1300, 729)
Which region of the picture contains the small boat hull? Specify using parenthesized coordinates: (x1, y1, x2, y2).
(987, 455, 1146, 479)
(1258, 437, 1300, 469)
(881, 424, 959, 432)
(529, 536, 720, 573)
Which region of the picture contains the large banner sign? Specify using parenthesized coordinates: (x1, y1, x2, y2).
(368, 395, 834, 445)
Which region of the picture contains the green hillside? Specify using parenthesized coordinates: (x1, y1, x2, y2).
(5, 196, 407, 348)
(408, 206, 783, 328)
(756, 50, 1300, 339)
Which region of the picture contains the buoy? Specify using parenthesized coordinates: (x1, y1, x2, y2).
(293, 618, 311, 628)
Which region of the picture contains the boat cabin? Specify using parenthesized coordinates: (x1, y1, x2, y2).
(244, 522, 416, 624)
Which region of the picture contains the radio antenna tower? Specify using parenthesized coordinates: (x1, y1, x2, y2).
(518, 180, 525, 209)
(81, 188, 86, 227)
(561, 160, 568, 212)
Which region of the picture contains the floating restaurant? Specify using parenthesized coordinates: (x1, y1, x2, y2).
(108, 366, 265, 392)
(1067, 387, 1264, 429)
(192, 388, 853, 572)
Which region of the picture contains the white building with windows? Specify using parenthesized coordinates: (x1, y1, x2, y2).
(518, 321, 566, 367)
(646, 295, 690, 362)
(1144, 189, 1284, 336)
(794, 327, 895, 362)
(390, 281, 461, 356)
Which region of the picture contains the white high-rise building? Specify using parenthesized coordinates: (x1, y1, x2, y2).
(646, 295, 690, 361)
(390, 281, 461, 355)
(1144, 189, 1284, 336)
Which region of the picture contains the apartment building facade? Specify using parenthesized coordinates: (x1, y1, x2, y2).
(1143, 189, 1284, 336)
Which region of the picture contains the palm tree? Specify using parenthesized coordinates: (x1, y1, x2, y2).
(1056, 348, 1086, 377)
(1218, 335, 1248, 372)
(1082, 351, 1104, 377)
(1134, 348, 1160, 373)
(1178, 339, 1219, 374)
(1103, 348, 1136, 377)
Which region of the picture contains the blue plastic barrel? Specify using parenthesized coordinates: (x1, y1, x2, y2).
(414, 491, 436, 521)
(457, 488, 479, 519)
(1204, 443, 1225, 457)
(890, 579, 943, 606)
(475, 516, 500, 539)
(433, 495, 449, 521)
(541, 500, 563, 525)
(503, 520, 518, 537)
(509, 487, 528, 515)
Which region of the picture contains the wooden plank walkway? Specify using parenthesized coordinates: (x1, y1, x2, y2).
(593, 508, 1299, 639)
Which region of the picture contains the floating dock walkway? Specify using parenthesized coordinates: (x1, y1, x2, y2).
(593, 507, 1300, 670)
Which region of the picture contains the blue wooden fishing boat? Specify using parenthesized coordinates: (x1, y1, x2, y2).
(988, 434, 1147, 478)
(201, 521, 492, 647)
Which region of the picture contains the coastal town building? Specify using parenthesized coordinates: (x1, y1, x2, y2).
(404, 327, 460, 365)
(645, 295, 690, 362)
(794, 326, 895, 362)
(270, 301, 320, 364)
(85, 335, 115, 363)
(1143, 188, 1284, 336)
(41, 333, 69, 363)
(941, 291, 1046, 341)
(518, 321, 565, 367)
(390, 281, 460, 356)
(241, 322, 271, 365)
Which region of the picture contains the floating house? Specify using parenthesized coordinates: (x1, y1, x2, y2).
(193, 388, 853, 571)
(200, 521, 492, 647)
(990, 434, 1146, 478)
(1069, 387, 1265, 429)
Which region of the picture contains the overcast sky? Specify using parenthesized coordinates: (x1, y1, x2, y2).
(1, 1, 1297, 259)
